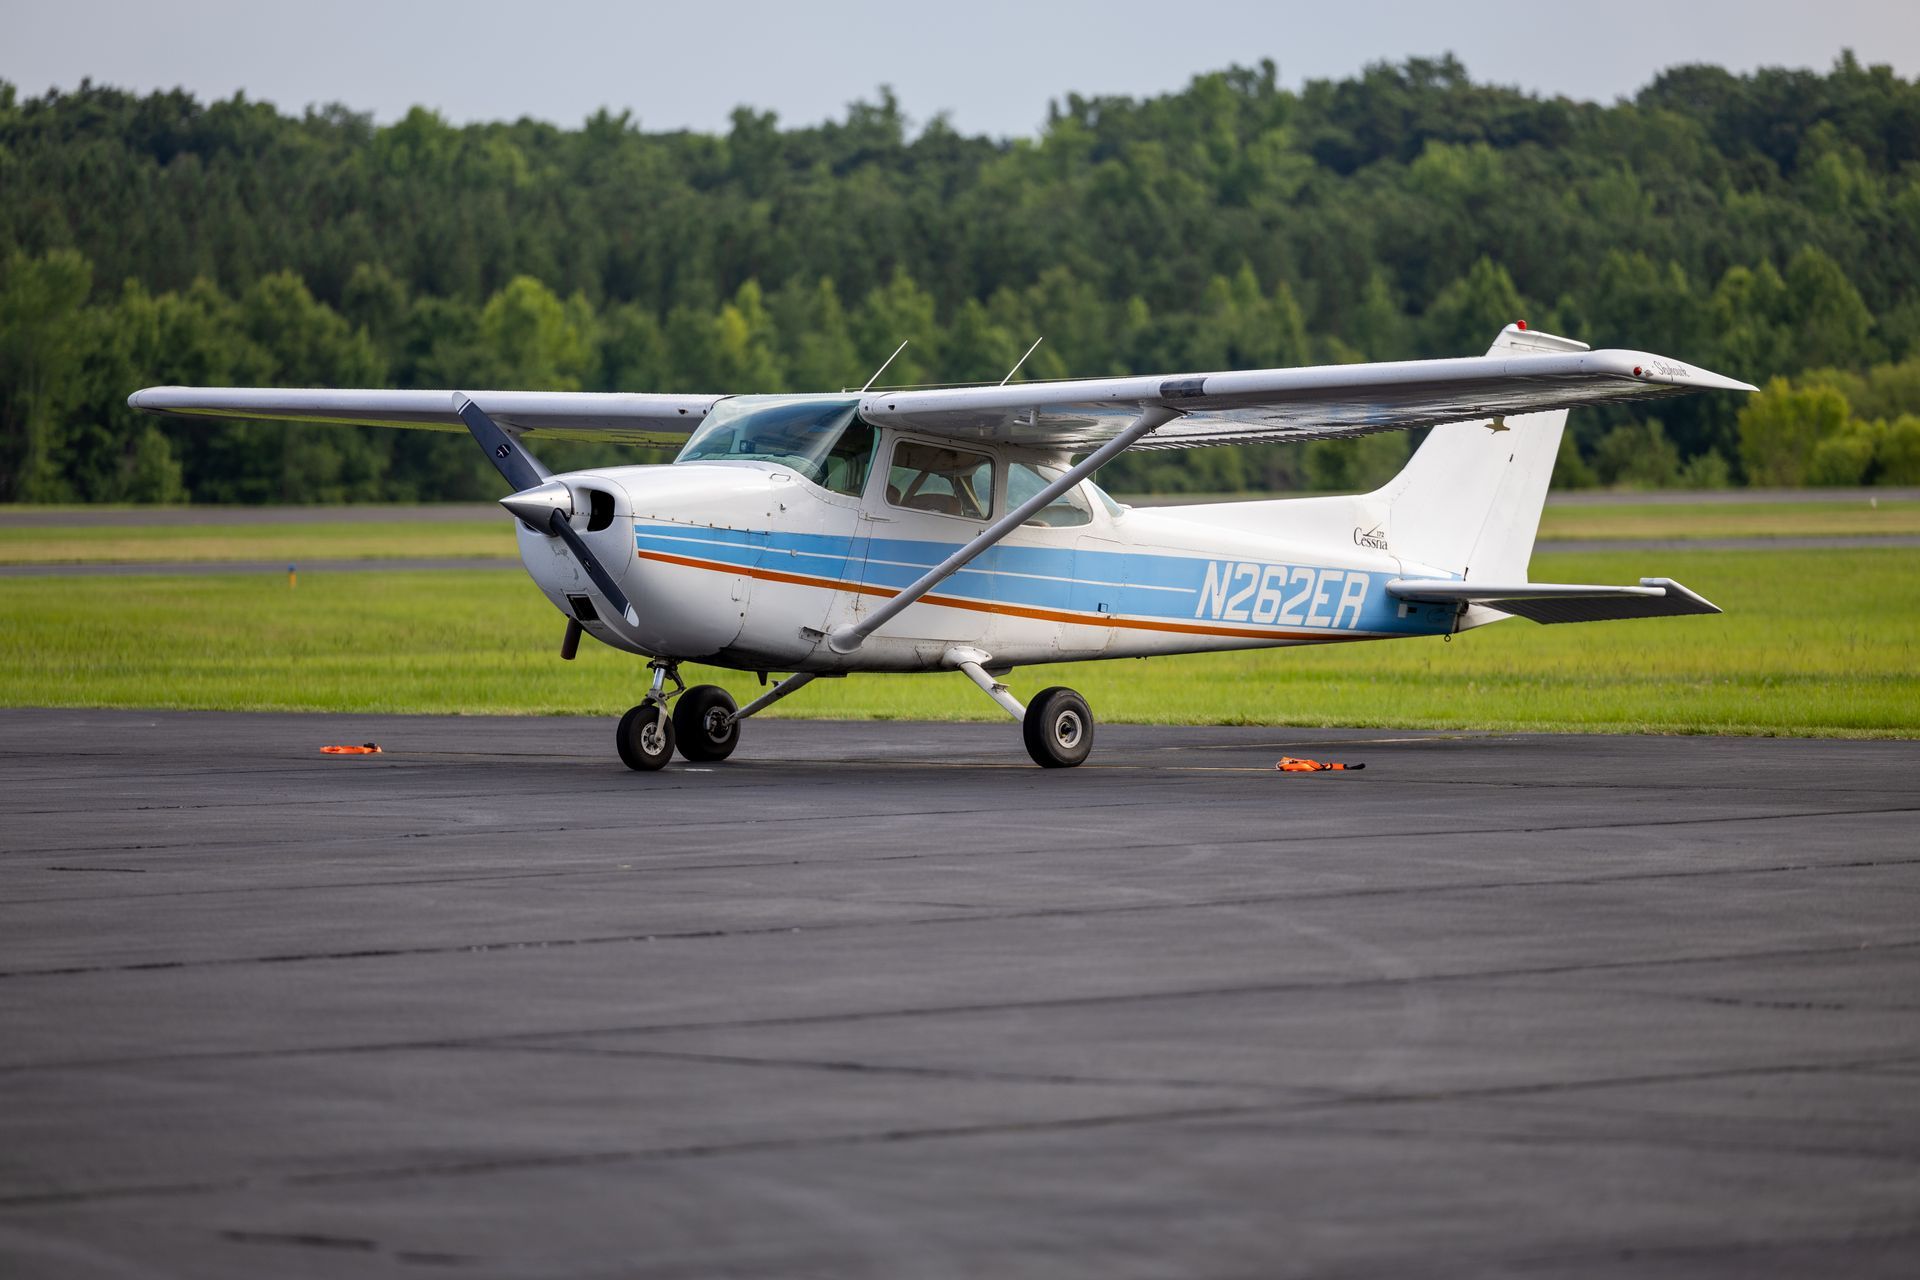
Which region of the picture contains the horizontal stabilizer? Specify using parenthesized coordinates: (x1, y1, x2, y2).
(1385, 577, 1721, 625)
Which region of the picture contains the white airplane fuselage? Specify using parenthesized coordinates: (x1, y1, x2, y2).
(517, 444, 1461, 675)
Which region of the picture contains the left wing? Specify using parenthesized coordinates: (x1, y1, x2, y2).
(127, 387, 722, 446)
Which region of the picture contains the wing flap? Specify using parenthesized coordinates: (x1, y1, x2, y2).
(1386, 577, 1721, 624)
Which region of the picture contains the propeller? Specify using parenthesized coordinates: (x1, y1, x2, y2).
(455, 394, 641, 629)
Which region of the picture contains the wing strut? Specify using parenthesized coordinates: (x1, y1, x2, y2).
(826, 404, 1178, 654)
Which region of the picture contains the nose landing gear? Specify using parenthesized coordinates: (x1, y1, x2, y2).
(616, 659, 683, 771)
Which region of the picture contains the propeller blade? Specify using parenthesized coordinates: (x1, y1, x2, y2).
(459, 393, 640, 630)
(454, 393, 550, 493)
(545, 508, 640, 628)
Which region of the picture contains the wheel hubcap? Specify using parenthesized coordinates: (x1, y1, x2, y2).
(703, 708, 731, 743)
(640, 716, 666, 754)
(1053, 710, 1083, 749)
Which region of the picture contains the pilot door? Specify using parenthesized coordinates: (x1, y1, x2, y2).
(845, 436, 998, 649)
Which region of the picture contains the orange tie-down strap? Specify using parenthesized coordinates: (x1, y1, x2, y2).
(1276, 756, 1364, 772)
(320, 743, 382, 755)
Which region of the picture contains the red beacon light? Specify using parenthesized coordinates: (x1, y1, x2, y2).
(1516, 320, 1527, 330)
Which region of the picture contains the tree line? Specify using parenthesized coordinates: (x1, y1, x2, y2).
(2, 53, 1917, 503)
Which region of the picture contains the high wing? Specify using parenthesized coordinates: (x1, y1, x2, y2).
(126, 387, 722, 446)
(129, 326, 1753, 452)
(857, 331, 1755, 450)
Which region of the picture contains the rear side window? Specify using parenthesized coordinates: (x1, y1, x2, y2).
(886, 441, 995, 520)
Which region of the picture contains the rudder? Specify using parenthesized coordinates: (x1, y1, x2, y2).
(1375, 324, 1582, 581)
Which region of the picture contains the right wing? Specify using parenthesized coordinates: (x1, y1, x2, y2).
(127, 387, 723, 447)
(858, 327, 1755, 450)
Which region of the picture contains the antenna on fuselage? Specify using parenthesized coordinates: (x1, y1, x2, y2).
(859, 340, 910, 393)
(999, 337, 1044, 386)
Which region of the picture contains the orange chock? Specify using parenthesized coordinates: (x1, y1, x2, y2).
(320, 743, 382, 755)
(1276, 756, 1364, 772)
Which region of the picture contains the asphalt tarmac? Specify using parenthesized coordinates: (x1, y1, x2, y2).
(3, 710, 1918, 1278)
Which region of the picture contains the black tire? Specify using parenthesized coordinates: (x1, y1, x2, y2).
(672, 685, 740, 762)
(616, 703, 674, 771)
(1022, 686, 1094, 768)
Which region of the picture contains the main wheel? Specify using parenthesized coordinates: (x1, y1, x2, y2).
(1022, 686, 1094, 768)
(672, 685, 740, 762)
(616, 702, 674, 771)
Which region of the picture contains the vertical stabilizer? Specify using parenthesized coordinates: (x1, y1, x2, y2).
(1375, 324, 1581, 580)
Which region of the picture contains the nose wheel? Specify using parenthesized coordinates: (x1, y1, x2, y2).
(617, 658, 684, 772)
(616, 702, 675, 771)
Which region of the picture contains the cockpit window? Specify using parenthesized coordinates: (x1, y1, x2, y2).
(676, 395, 873, 497)
(886, 440, 995, 520)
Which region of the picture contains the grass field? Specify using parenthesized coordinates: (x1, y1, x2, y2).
(1535, 498, 1919, 541)
(1, 494, 1913, 563)
(0, 521, 511, 564)
(3, 549, 1913, 736)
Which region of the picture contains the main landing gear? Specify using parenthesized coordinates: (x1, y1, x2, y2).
(947, 647, 1095, 769)
(617, 654, 1094, 771)
(1022, 687, 1094, 768)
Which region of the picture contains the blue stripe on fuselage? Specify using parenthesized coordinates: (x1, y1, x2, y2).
(634, 522, 1453, 637)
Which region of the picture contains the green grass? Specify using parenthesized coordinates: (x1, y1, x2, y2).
(2, 549, 1913, 736)
(1536, 498, 1920, 541)
(0, 521, 512, 564)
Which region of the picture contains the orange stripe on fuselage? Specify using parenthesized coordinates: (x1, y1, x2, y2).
(633, 547, 1355, 644)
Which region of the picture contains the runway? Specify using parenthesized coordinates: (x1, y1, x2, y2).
(3, 710, 1918, 1277)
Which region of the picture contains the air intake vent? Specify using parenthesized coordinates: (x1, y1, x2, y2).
(566, 594, 599, 623)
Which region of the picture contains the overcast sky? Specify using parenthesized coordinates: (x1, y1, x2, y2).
(5, 0, 1917, 138)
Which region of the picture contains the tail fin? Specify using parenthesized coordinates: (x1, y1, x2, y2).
(1374, 324, 1581, 581)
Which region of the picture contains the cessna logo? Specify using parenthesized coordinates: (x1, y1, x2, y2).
(1353, 525, 1389, 551)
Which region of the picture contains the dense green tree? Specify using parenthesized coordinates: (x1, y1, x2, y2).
(4, 53, 1919, 500)
(1737, 380, 1853, 486)
(0, 249, 96, 499)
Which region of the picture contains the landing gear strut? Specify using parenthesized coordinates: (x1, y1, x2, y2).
(946, 646, 1095, 769)
(616, 660, 682, 772)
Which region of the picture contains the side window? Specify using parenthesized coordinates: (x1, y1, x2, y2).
(818, 424, 876, 497)
(886, 441, 995, 520)
(1007, 461, 1094, 528)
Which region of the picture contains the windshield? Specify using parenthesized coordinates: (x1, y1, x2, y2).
(1007, 460, 1093, 528)
(676, 396, 873, 496)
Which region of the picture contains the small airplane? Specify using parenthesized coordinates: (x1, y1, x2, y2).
(131, 323, 1755, 769)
